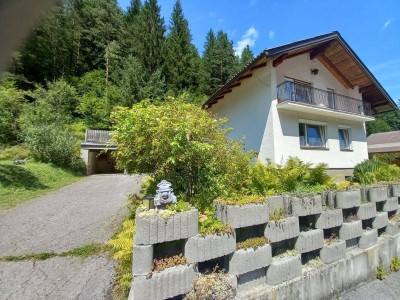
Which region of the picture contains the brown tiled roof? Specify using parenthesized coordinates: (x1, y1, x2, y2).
(367, 131, 400, 153)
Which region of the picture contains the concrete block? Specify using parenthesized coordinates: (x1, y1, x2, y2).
(358, 229, 378, 249)
(346, 238, 359, 250)
(237, 267, 267, 291)
(131, 264, 196, 300)
(320, 240, 346, 264)
(368, 186, 389, 202)
(335, 190, 361, 209)
(386, 223, 400, 236)
(357, 203, 376, 220)
(132, 245, 153, 275)
(185, 233, 236, 263)
(339, 220, 363, 240)
(215, 201, 268, 229)
(383, 197, 400, 212)
(295, 229, 324, 253)
(267, 196, 285, 214)
(134, 209, 198, 245)
(266, 255, 302, 285)
(264, 216, 300, 243)
(372, 212, 389, 229)
(229, 244, 272, 276)
(391, 184, 400, 197)
(290, 195, 322, 217)
(315, 209, 343, 229)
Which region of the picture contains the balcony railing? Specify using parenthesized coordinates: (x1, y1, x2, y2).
(277, 81, 372, 116)
(85, 129, 112, 143)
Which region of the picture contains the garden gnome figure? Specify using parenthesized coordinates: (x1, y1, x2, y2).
(154, 180, 177, 209)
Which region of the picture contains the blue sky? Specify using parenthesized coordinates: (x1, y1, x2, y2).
(118, 0, 400, 103)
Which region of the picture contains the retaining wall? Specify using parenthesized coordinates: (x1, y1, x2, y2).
(129, 185, 400, 300)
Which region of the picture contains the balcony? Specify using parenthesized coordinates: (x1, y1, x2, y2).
(276, 81, 374, 122)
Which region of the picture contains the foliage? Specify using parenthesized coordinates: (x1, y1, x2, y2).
(151, 254, 187, 273)
(0, 160, 82, 211)
(353, 158, 400, 185)
(249, 157, 332, 195)
(236, 236, 269, 250)
(391, 258, 400, 271)
(186, 271, 236, 300)
(111, 100, 253, 211)
(108, 218, 135, 298)
(0, 145, 30, 161)
(269, 208, 288, 222)
(334, 181, 353, 191)
(166, 201, 192, 212)
(199, 211, 234, 236)
(377, 265, 388, 280)
(216, 195, 266, 206)
(367, 110, 400, 136)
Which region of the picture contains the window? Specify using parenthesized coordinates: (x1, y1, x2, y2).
(299, 121, 327, 148)
(338, 128, 351, 150)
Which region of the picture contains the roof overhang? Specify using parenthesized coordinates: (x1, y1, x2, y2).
(203, 32, 398, 114)
(80, 142, 117, 151)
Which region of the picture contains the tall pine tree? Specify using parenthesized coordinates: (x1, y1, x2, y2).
(240, 45, 254, 68)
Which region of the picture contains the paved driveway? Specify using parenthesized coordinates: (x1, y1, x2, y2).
(0, 174, 142, 300)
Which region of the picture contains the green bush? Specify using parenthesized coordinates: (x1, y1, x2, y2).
(249, 157, 332, 195)
(353, 159, 400, 185)
(111, 99, 253, 210)
(23, 125, 83, 171)
(0, 144, 30, 160)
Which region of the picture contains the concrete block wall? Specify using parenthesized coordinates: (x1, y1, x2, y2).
(130, 185, 400, 300)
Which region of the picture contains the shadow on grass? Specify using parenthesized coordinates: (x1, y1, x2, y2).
(0, 164, 48, 190)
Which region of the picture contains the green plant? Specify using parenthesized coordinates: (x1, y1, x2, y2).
(151, 254, 187, 273)
(198, 211, 234, 236)
(108, 219, 135, 298)
(166, 201, 191, 212)
(391, 258, 400, 271)
(269, 208, 287, 221)
(377, 265, 388, 280)
(236, 236, 269, 250)
(111, 100, 253, 211)
(215, 195, 266, 206)
(0, 145, 31, 161)
(186, 271, 236, 300)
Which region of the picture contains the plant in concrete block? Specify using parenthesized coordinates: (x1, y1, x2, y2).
(269, 207, 287, 222)
(236, 237, 270, 251)
(216, 195, 266, 206)
(151, 254, 188, 273)
(377, 265, 388, 280)
(186, 271, 236, 300)
(199, 211, 234, 236)
(324, 233, 339, 245)
(344, 214, 358, 223)
(390, 258, 400, 271)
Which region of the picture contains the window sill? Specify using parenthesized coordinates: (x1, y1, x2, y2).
(300, 146, 329, 151)
(340, 149, 353, 152)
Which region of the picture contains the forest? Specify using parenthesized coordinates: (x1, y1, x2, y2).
(0, 0, 398, 170)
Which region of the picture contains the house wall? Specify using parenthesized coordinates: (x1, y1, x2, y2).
(210, 66, 273, 160)
(275, 53, 362, 99)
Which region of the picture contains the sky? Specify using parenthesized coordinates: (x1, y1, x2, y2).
(118, 0, 400, 103)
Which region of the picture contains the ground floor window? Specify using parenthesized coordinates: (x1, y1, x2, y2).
(299, 122, 327, 148)
(338, 127, 351, 150)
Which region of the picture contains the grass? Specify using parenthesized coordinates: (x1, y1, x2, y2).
(0, 243, 106, 262)
(0, 160, 83, 211)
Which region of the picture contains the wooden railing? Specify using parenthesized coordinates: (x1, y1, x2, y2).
(85, 129, 112, 143)
(277, 81, 372, 116)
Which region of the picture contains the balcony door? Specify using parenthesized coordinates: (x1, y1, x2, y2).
(327, 88, 336, 109)
(285, 77, 312, 103)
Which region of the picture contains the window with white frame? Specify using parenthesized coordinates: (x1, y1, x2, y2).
(299, 120, 327, 148)
(338, 127, 351, 150)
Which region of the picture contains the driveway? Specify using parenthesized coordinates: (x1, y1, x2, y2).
(0, 174, 142, 300)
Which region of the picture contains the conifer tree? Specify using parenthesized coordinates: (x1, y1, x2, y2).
(240, 45, 254, 67)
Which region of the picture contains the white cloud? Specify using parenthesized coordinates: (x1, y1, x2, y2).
(382, 18, 393, 30)
(269, 30, 275, 40)
(234, 26, 259, 56)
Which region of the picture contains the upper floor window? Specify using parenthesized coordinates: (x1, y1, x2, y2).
(338, 127, 351, 150)
(299, 119, 327, 149)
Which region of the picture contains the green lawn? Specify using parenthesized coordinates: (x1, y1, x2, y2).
(0, 160, 83, 211)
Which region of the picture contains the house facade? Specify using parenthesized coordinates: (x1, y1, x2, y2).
(204, 32, 397, 180)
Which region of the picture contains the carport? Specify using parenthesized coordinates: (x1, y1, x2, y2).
(80, 130, 119, 175)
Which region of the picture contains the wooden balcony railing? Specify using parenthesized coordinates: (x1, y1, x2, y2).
(277, 81, 372, 116)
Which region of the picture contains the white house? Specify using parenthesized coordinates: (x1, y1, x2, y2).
(204, 32, 397, 180)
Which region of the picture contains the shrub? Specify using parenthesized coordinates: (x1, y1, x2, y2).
(391, 258, 400, 272)
(23, 125, 82, 170)
(353, 159, 400, 185)
(0, 144, 30, 160)
(111, 99, 253, 210)
(166, 201, 192, 212)
(236, 236, 269, 250)
(186, 271, 236, 300)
